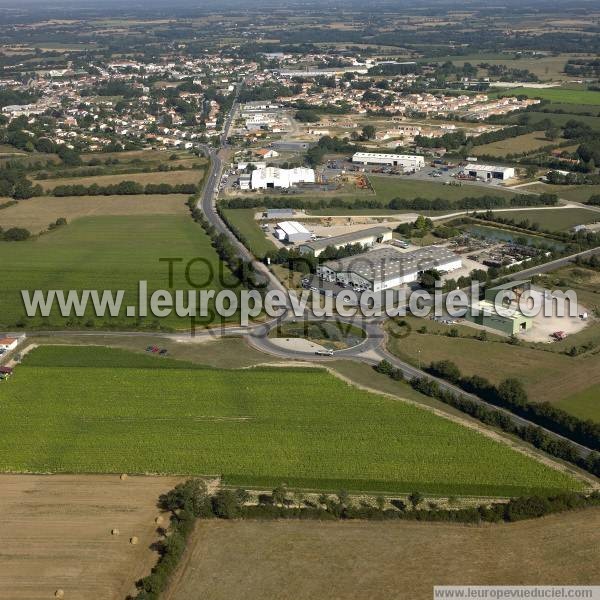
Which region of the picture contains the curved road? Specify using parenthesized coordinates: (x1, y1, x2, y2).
(186, 88, 599, 460)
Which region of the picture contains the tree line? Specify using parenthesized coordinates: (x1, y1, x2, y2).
(221, 192, 558, 213)
(426, 359, 600, 452)
(371, 359, 600, 478)
(129, 476, 600, 600)
(51, 180, 199, 197)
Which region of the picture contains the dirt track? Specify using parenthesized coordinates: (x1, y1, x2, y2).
(0, 474, 182, 600)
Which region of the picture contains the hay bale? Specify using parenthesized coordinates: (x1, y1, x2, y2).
(155, 516, 164, 526)
(111, 528, 120, 536)
(54, 590, 65, 599)
(130, 536, 139, 545)
(119, 473, 128, 481)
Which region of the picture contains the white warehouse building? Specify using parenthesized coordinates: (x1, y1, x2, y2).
(317, 246, 462, 292)
(251, 167, 315, 190)
(465, 164, 515, 181)
(275, 221, 312, 243)
(352, 152, 425, 170)
(299, 226, 393, 258)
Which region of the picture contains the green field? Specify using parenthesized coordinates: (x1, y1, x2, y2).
(555, 385, 600, 422)
(490, 207, 600, 231)
(0, 345, 581, 496)
(504, 111, 600, 130)
(221, 208, 277, 258)
(0, 215, 239, 329)
(525, 183, 600, 203)
(369, 177, 518, 203)
(472, 131, 558, 158)
(496, 87, 600, 105)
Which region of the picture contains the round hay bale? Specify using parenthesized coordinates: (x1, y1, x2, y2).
(119, 473, 128, 481)
(111, 528, 120, 536)
(155, 516, 164, 526)
(55, 590, 65, 599)
(130, 536, 139, 545)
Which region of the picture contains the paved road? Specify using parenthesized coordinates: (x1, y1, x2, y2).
(9, 83, 597, 463)
(183, 83, 599, 459)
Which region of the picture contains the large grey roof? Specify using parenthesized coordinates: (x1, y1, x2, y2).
(321, 246, 460, 283)
(301, 226, 391, 252)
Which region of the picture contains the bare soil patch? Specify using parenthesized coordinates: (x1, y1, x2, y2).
(0, 474, 182, 600)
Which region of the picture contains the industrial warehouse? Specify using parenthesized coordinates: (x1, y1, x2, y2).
(274, 221, 312, 243)
(299, 226, 393, 257)
(317, 246, 462, 292)
(465, 281, 534, 335)
(250, 167, 315, 189)
(464, 164, 515, 181)
(352, 152, 425, 170)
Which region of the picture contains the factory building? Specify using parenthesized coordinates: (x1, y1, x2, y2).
(299, 226, 393, 258)
(465, 280, 533, 335)
(317, 246, 462, 292)
(275, 221, 312, 243)
(465, 164, 515, 181)
(251, 167, 315, 190)
(352, 152, 425, 170)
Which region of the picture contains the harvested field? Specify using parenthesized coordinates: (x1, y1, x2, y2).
(166, 510, 600, 600)
(0, 474, 182, 600)
(0, 194, 189, 233)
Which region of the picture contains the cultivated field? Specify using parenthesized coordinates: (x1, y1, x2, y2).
(0, 214, 238, 329)
(0, 474, 182, 600)
(0, 194, 189, 233)
(472, 131, 558, 157)
(0, 345, 581, 497)
(165, 509, 600, 600)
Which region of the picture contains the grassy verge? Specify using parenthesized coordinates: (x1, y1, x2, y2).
(220, 208, 277, 258)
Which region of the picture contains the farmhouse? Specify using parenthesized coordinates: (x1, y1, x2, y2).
(352, 152, 425, 170)
(465, 164, 515, 181)
(251, 167, 315, 190)
(275, 221, 312, 243)
(317, 246, 462, 292)
(299, 226, 393, 258)
(255, 148, 279, 159)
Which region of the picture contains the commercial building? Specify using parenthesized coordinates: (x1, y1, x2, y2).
(275, 221, 312, 243)
(0, 337, 18, 352)
(299, 226, 393, 258)
(465, 164, 515, 181)
(465, 280, 533, 335)
(352, 152, 425, 170)
(316, 246, 462, 292)
(251, 167, 315, 190)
